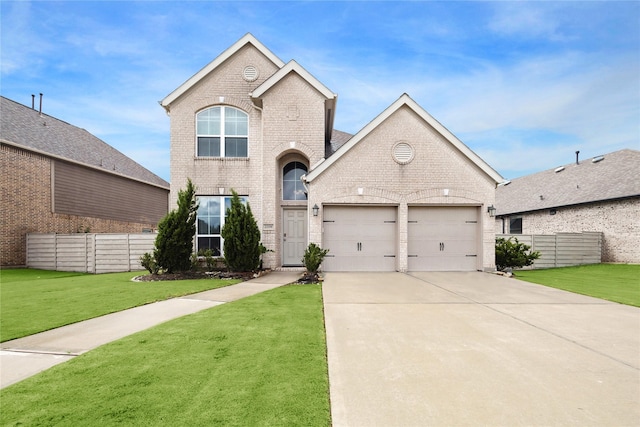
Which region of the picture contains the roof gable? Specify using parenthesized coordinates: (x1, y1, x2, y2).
(306, 93, 503, 183)
(496, 149, 640, 215)
(160, 33, 285, 109)
(0, 96, 169, 189)
(250, 60, 336, 100)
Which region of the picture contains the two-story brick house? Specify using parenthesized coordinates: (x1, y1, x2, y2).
(161, 34, 503, 272)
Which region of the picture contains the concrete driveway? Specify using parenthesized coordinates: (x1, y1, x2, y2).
(323, 272, 640, 427)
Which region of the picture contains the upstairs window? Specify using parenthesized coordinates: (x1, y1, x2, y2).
(196, 106, 248, 157)
(283, 162, 308, 200)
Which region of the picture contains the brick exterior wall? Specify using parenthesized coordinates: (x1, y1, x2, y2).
(167, 41, 498, 271)
(167, 44, 326, 269)
(1, 144, 160, 266)
(496, 198, 640, 263)
(308, 106, 497, 272)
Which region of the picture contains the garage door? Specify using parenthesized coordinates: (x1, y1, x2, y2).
(323, 206, 397, 271)
(408, 206, 478, 271)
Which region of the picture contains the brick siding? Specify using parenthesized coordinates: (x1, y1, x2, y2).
(307, 106, 497, 272)
(1, 144, 159, 266)
(496, 198, 640, 263)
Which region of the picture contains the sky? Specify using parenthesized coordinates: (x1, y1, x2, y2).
(1, 1, 638, 183)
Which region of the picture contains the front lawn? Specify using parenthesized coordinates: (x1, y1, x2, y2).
(515, 264, 640, 307)
(0, 269, 239, 342)
(0, 284, 331, 427)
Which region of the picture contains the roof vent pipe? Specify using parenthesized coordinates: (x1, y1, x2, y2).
(575, 150, 580, 165)
(39, 93, 43, 115)
(31, 94, 35, 110)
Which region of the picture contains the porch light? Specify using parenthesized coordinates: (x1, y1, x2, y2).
(312, 204, 320, 217)
(487, 205, 496, 217)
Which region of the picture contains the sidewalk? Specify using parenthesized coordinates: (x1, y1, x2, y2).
(1, 271, 300, 389)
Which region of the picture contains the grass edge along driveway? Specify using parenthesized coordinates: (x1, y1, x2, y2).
(0, 284, 331, 427)
(515, 263, 640, 307)
(0, 269, 240, 342)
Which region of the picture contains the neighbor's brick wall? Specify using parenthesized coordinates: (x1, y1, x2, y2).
(308, 105, 497, 272)
(497, 198, 639, 263)
(167, 44, 327, 269)
(1, 144, 158, 266)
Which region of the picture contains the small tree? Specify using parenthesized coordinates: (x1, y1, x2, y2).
(495, 237, 540, 272)
(221, 190, 261, 272)
(154, 179, 198, 273)
(303, 243, 329, 274)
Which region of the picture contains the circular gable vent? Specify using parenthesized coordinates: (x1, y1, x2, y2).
(392, 142, 415, 164)
(243, 65, 259, 82)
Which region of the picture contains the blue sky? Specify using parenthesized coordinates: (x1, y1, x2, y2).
(2, 1, 638, 182)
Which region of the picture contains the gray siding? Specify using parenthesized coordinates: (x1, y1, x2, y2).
(54, 160, 168, 224)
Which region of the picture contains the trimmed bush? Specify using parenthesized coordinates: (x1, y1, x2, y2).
(302, 243, 329, 274)
(221, 190, 261, 272)
(496, 237, 540, 272)
(154, 179, 198, 273)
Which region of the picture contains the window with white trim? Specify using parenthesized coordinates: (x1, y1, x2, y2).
(196, 195, 248, 255)
(196, 106, 248, 157)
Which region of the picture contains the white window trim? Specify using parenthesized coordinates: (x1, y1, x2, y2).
(195, 106, 249, 158)
(196, 195, 248, 256)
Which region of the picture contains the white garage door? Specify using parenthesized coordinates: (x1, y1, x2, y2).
(323, 206, 397, 271)
(408, 206, 479, 271)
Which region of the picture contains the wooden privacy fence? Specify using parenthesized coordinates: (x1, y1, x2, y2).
(26, 233, 156, 274)
(497, 232, 603, 269)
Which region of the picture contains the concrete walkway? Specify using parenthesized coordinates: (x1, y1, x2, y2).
(323, 272, 640, 427)
(1, 271, 300, 389)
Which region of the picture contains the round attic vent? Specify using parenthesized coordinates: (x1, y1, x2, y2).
(392, 142, 414, 164)
(243, 65, 259, 82)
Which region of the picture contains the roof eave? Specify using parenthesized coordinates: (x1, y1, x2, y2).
(307, 93, 503, 183)
(161, 33, 285, 108)
(250, 59, 336, 100)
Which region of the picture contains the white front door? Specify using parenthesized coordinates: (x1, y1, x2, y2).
(283, 209, 307, 266)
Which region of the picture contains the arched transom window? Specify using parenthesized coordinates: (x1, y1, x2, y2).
(283, 162, 308, 200)
(196, 106, 248, 157)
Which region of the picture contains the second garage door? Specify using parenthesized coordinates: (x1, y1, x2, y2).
(323, 206, 397, 271)
(408, 206, 479, 271)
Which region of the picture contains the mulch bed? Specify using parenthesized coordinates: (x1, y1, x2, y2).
(134, 270, 322, 284)
(134, 270, 262, 282)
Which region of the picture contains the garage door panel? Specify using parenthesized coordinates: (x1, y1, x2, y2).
(408, 207, 479, 271)
(323, 206, 396, 272)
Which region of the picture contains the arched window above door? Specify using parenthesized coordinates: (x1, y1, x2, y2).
(283, 162, 308, 200)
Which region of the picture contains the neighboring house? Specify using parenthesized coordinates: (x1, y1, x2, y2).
(0, 96, 170, 267)
(161, 33, 503, 272)
(495, 149, 640, 263)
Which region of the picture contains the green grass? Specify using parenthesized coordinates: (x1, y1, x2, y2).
(0, 284, 330, 427)
(515, 264, 640, 307)
(0, 269, 239, 342)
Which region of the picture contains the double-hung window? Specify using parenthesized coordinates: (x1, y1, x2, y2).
(196, 106, 248, 157)
(196, 195, 248, 255)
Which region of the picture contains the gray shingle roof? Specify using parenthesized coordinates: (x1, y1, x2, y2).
(496, 149, 640, 216)
(329, 129, 353, 154)
(0, 96, 169, 188)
